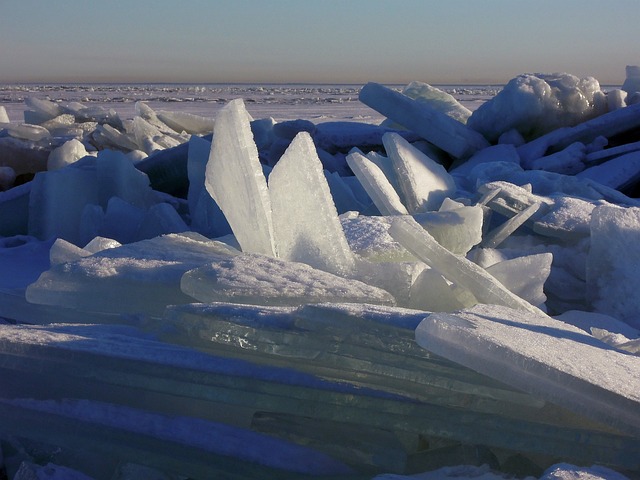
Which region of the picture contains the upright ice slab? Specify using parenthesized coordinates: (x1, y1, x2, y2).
(359, 82, 489, 159)
(382, 132, 456, 213)
(269, 132, 355, 276)
(346, 151, 408, 216)
(587, 205, 640, 329)
(205, 99, 276, 256)
(416, 304, 640, 437)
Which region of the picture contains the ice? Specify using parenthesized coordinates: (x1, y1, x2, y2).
(205, 99, 276, 256)
(340, 214, 415, 262)
(359, 82, 489, 159)
(481, 201, 543, 248)
(526, 142, 586, 175)
(587, 204, 640, 328)
(5, 123, 50, 142)
(484, 253, 552, 307)
(622, 65, 640, 96)
(24, 96, 64, 123)
(180, 252, 395, 306)
(533, 196, 599, 241)
(156, 109, 214, 135)
(399, 81, 472, 124)
(517, 101, 640, 163)
(468, 73, 607, 143)
(0, 166, 16, 191)
(382, 132, 457, 213)
(415, 304, 640, 437)
(47, 138, 90, 170)
(414, 203, 484, 255)
(346, 150, 409, 215)
(0, 105, 10, 124)
(269, 132, 355, 275)
(26, 232, 238, 317)
(577, 150, 640, 191)
(389, 216, 540, 313)
(186, 135, 230, 237)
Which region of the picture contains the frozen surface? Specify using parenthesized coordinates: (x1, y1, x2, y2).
(180, 252, 395, 306)
(26, 232, 238, 317)
(416, 304, 640, 436)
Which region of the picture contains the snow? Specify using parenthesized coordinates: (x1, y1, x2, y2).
(1, 68, 640, 479)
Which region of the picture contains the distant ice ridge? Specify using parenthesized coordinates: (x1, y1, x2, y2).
(1, 66, 640, 478)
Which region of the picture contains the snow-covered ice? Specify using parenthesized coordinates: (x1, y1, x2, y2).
(1, 67, 640, 479)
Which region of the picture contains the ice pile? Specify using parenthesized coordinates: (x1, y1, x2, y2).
(1, 66, 640, 479)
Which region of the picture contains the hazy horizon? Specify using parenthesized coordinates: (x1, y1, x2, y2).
(1, 0, 638, 86)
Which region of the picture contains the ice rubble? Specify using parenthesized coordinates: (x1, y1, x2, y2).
(1, 66, 640, 478)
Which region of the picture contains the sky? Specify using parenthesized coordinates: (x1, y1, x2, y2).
(0, 0, 638, 85)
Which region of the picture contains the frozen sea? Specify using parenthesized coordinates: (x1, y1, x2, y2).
(0, 82, 501, 124)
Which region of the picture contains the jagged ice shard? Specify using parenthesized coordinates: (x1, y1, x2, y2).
(269, 132, 356, 276)
(205, 98, 276, 256)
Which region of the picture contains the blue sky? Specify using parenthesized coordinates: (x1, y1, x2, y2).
(0, 0, 638, 85)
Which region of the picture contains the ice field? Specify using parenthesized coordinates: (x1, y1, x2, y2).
(1, 68, 640, 479)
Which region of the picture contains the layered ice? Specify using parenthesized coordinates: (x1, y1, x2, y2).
(416, 304, 640, 437)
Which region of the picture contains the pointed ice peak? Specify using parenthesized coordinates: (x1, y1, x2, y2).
(205, 98, 276, 257)
(270, 132, 355, 276)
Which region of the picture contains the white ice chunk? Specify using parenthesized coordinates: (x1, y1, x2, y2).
(468, 73, 607, 142)
(83, 236, 121, 254)
(269, 132, 355, 276)
(0, 106, 9, 124)
(47, 139, 88, 171)
(485, 253, 552, 306)
(324, 170, 366, 214)
(416, 304, 640, 437)
(577, 150, 640, 191)
(5, 123, 50, 142)
(340, 215, 415, 262)
(205, 99, 276, 256)
(389, 216, 540, 313)
(382, 132, 456, 213)
(181, 253, 395, 307)
(401, 81, 472, 124)
(49, 238, 90, 265)
(414, 204, 484, 255)
(359, 82, 489, 159)
(622, 65, 640, 96)
(346, 151, 408, 216)
(26, 233, 238, 317)
(157, 110, 214, 135)
(608, 89, 628, 110)
(94, 124, 140, 151)
(526, 142, 586, 174)
(409, 266, 476, 312)
(587, 204, 640, 328)
(533, 196, 598, 241)
(25, 96, 64, 122)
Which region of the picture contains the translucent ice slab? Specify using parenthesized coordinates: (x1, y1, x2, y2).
(269, 132, 355, 276)
(359, 82, 489, 159)
(205, 98, 276, 256)
(416, 304, 640, 438)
